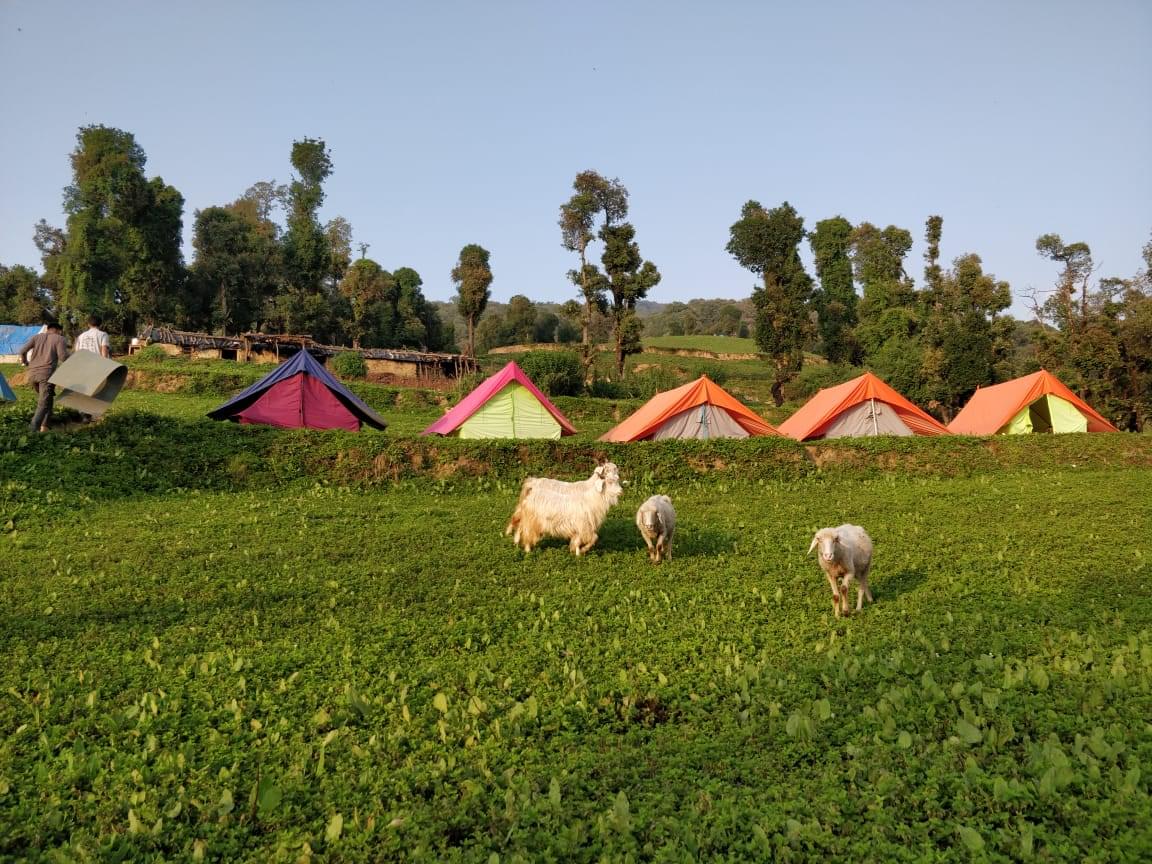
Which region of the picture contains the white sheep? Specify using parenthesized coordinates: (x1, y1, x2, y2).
(808, 524, 874, 617)
(636, 495, 676, 563)
(504, 462, 623, 556)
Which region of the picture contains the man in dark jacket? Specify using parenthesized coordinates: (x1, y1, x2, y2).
(18, 320, 69, 432)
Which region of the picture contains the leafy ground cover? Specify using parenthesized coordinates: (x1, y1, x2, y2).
(2, 387, 1151, 861)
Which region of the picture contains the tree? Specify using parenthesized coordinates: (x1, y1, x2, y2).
(1030, 232, 1152, 430)
(279, 138, 333, 335)
(393, 266, 445, 350)
(559, 171, 628, 370)
(325, 216, 353, 290)
(506, 294, 537, 344)
(452, 244, 493, 356)
(920, 253, 1012, 419)
(189, 207, 276, 334)
(726, 200, 814, 405)
(33, 220, 66, 313)
(600, 223, 661, 376)
(340, 259, 392, 348)
(0, 264, 49, 323)
(55, 125, 187, 335)
(809, 216, 857, 364)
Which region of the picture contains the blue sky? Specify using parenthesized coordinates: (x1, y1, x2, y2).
(1, 0, 1149, 318)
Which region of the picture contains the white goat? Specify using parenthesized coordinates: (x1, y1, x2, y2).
(505, 462, 623, 555)
(808, 524, 874, 617)
(636, 495, 676, 563)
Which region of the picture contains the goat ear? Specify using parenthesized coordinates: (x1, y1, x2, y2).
(594, 465, 605, 477)
(808, 535, 819, 555)
(595, 478, 606, 493)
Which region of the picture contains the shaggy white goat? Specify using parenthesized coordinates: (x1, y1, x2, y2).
(636, 495, 676, 563)
(808, 524, 874, 617)
(505, 462, 623, 555)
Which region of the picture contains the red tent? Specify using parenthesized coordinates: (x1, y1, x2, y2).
(207, 350, 387, 431)
(778, 372, 949, 440)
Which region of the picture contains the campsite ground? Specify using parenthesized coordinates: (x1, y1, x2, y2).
(1, 354, 1151, 862)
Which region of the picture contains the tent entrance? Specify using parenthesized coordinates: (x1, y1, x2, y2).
(458, 382, 562, 439)
(1000, 394, 1087, 434)
(817, 398, 913, 438)
(652, 404, 749, 439)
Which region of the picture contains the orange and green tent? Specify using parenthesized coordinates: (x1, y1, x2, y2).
(778, 371, 950, 440)
(947, 369, 1117, 435)
(599, 375, 780, 442)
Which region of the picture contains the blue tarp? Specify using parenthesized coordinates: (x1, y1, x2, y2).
(0, 371, 15, 402)
(206, 349, 387, 430)
(0, 324, 45, 357)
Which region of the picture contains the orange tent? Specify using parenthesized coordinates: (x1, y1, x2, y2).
(778, 371, 950, 440)
(948, 369, 1118, 435)
(599, 375, 781, 442)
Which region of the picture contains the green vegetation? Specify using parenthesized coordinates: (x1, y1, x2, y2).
(641, 335, 759, 354)
(330, 352, 367, 380)
(3, 356, 1152, 861)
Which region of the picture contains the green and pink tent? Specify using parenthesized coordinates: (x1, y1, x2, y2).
(422, 361, 576, 439)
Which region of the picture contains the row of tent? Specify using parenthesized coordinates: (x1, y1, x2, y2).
(197, 349, 1117, 438)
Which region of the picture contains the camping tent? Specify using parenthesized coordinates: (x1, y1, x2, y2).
(421, 361, 576, 439)
(0, 371, 15, 402)
(599, 375, 780, 442)
(0, 324, 45, 364)
(207, 349, 387, 431)
(778, 371, 950, 440)
(947, 369, 1117, 435)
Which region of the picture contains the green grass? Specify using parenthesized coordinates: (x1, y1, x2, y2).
(641, 336, 760, 354)
(3, 366, 1152, 861)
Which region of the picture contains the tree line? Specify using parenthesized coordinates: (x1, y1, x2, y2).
(1, 126, 1148, 429)
(725, 201, 1151, 429)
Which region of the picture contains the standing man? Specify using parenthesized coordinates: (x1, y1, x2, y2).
(73, 315, 111, 358)
(18, 320, 69, 433)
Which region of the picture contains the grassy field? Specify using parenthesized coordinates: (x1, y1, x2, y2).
(641, 336, 760, 354)
(2, 369, 1152, 862)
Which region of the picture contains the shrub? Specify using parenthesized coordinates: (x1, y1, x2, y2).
(133, 344, 170, 362)
(784, 362, 860, 403)
(331, 351, 367, 379)
(517, 350, 583, 397)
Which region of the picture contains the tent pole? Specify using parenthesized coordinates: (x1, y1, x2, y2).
(871, 398, 880, 435)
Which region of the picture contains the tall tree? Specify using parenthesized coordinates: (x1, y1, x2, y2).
(809, 215, 858, 364)
(451, 244, 493, 356)
(33, 220, 66, 313)
(600, 222, 661, 376)
(279, 138, 333, 334)
(849, 221, 925, 399)
(55, 125, 186, 335)
(189, 207, 275, 334)
(325, 216, 353, 290)
(506, 294, 537, 344)
(726, 200, 814, 405)
(559, 171, 628, 371)
(920, 253, 1012, 419)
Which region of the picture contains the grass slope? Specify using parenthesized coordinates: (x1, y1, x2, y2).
(2, 409, 1151, 860)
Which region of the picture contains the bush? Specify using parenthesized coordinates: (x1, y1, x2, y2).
(517, 350, 583, 396)
(133, 344, 170, 362)
(331, 351, 367, 379)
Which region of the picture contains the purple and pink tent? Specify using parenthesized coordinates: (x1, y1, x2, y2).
(207, 350, 387, 431)
(422, 361, 576, 439)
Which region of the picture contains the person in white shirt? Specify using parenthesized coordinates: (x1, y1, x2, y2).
(74, 315, 111, 358)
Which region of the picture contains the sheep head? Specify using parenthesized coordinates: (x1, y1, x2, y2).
(809, 528, 840, 563)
